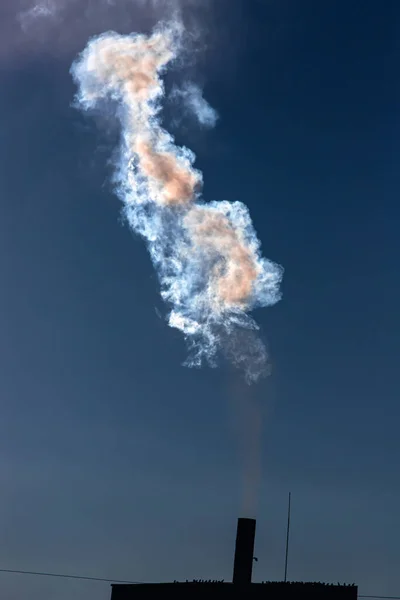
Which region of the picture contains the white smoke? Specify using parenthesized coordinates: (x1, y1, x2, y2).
(7, 0, 212, 64)
(70, 23, 283, 382)
(18, 1, 58, 31)
(16, 0, 206, 30)
(170, 82, 218, 128)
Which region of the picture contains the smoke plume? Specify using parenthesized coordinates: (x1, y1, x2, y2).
(71, 22, 283, 382)
(170, 82, 219, 128)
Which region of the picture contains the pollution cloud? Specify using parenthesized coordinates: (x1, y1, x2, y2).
(70, 21, 283, 382)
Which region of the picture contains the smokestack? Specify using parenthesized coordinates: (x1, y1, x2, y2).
(232, 517, 256, 585)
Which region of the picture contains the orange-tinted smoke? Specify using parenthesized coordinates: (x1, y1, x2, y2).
(135, 137, 199, 206)
(72, 25, 284, 381)
(187, 207, 258, 308)
(74, 29, 263, 309)
(94, 33, 259, 305)
(92, 33, 200, 207)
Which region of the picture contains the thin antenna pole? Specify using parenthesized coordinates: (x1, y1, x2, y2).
(284, 492, 291, 582)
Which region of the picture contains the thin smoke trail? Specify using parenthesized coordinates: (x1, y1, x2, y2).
(229, 375, 263, 517)
(70, 21, 283, 382)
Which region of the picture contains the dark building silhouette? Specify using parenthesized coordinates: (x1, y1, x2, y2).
(110, 518, 358, 600)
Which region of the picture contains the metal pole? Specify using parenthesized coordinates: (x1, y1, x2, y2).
(284, 492, 291, 582)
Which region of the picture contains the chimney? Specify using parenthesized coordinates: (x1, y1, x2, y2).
(232, 517, 256, 585)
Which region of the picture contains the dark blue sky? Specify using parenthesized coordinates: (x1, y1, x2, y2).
(1, 1, 400, 598)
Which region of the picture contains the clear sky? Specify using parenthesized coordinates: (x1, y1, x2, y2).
(1, 1, 400, 599)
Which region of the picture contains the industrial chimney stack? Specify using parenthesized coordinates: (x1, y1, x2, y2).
(232, 517, 256, 585)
